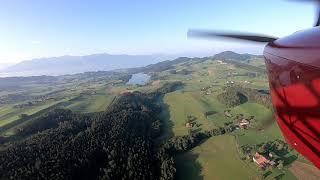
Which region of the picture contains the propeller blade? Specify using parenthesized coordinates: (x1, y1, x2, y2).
(188, 30, 278, 43)
(315, 6, 320, 26)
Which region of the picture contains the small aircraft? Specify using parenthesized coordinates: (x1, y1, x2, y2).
(189, 0, 320, 169)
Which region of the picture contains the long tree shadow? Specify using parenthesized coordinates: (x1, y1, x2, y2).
(156, 93, 206, 180)
(155, 95, 174, 143)
(175, 152, 204, 180)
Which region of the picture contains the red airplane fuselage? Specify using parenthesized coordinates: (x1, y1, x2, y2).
(264, 27, 320, 168)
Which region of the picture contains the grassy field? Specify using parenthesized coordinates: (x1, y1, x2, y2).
(1, 56, 316, 179)
(230, 103, 284, 145)
(66, 89, 115, 113)
(164, 91, 225, 136)
(160, 58, 308, 179)
(0, 88, 116, 129)
(175, 135, 259, 180)
(0, 100, 66, 127)
(165, 92, 295, 179)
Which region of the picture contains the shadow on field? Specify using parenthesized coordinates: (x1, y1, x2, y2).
(237, 92, 248, 104)
(175, 152, 203, 180)
(155, 95, 174, 143)
(156, 89, 205, 180)
(284, 155, 298, 166)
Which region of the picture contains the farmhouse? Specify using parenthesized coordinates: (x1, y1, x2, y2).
(185, 123, 193, 128)
(253, 152, 270, 169)
(238, 119, 250, 129)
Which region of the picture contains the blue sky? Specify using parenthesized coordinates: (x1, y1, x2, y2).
(0, 0, 315, 63)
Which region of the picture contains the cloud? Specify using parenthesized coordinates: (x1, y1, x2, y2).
(31, 40, 41, 45)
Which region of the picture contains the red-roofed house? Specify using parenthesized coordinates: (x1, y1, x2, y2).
(253, 152, 270, 168)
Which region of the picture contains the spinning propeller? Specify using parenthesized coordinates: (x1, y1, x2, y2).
(188, 0, 320, 43)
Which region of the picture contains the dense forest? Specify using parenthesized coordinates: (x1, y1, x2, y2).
(0, 82, 182, 180)
(0, 81, 254, 180)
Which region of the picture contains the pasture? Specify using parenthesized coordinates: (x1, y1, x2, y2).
(175, 135, 258, 180)
(66, 89, 115, 113)
(162, 58, 305, 180)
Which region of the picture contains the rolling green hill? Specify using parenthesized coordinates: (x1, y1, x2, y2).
(0, 51, 318, 179)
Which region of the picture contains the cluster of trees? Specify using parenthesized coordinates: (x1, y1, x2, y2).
(217, 87, 247, 107)
(0, 82, 182, 180)
(163, 123, 236, 155)
(240, 139, 293, 169)
(230, 85, 272, 109)
(218, 85, 272, 109)
(148, 81, 183, 98)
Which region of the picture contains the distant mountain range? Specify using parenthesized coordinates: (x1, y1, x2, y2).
(0, 54, 174, 77)
(0, 51, 263, 77)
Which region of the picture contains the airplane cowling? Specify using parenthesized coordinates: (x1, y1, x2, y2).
(264, 27, 320, 169)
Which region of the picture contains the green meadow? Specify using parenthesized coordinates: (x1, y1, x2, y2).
(175, 135, 259, 180)
(66, 89, 115, 113)
(0, 100, 66, 127)
(160, 58, 303, 179)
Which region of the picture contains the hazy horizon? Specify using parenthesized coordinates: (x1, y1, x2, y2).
(0, 50, 262, 78)
(0, 48, 264, 66)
